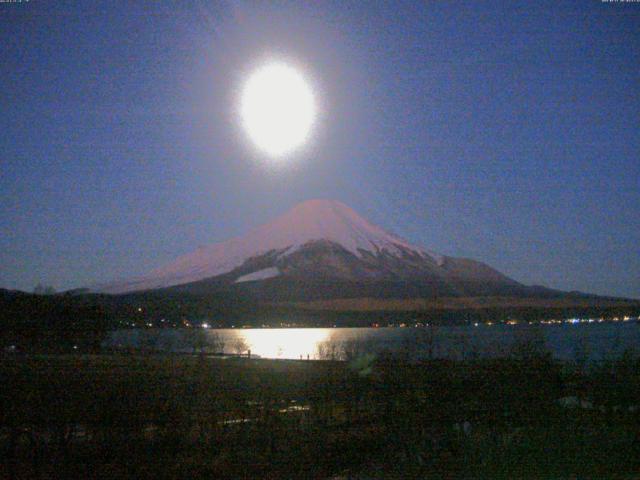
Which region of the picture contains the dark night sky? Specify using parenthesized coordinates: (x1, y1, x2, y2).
(1, 1, 639, 298)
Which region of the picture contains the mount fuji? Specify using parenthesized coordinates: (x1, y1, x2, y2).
(98, 199, 532, 300)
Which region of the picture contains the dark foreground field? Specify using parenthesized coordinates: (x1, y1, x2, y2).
(2, 349, 640, 479)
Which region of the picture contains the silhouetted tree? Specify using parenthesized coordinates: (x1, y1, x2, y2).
(231, 337, 249, 356)
(208, 331, 225, 354)
(183, 327, 209, 354)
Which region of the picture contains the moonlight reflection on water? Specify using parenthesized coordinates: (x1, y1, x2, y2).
(217, 323, 640, 361)
(106, 323, 640, 362)
(232, 328, 332, 359)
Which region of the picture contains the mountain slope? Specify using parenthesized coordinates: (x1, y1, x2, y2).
(98, 199, 519, 296)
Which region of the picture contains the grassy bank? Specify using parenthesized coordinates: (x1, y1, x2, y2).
(2, 352, 639, 479)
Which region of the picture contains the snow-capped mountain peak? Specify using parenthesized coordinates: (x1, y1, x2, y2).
(247, 199, 431, 258)
(99, 199, 441, 293)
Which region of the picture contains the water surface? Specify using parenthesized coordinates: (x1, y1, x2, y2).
(106, 322, 640, 362)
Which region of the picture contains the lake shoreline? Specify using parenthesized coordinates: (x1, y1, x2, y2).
(103, 321, 640, 363)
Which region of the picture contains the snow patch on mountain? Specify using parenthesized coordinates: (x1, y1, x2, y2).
(235, 267, 280, 283)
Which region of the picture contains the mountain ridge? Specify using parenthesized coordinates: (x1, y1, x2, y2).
(97, 199, 523, 299)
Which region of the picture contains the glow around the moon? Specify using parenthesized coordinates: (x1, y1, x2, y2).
(240, 63, 315, 157)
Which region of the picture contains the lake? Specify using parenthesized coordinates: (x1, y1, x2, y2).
(106, 321, 640, 362)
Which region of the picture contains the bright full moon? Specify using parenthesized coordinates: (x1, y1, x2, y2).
(240, 63, 315, 157)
